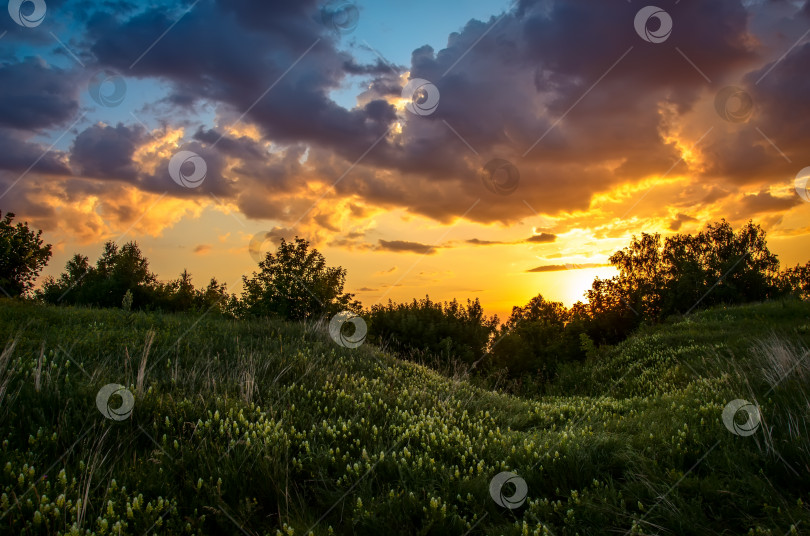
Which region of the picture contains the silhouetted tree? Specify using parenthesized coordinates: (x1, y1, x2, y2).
(780, 261, 810, 299)
(241, 237, 358, 320)
(367, 296, 498, 365)
(0, 211, 52, 298)
(40, 241, 157, 308)
(488, 295, 583, 379)
(154, 271, 231, 313)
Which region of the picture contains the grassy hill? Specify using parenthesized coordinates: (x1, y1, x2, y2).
(0, 299, 808, 535)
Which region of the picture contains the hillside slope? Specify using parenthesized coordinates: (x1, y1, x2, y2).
(0, 300, 808, 535)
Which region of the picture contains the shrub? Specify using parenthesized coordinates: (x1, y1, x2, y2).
(366, 296, 498, 366)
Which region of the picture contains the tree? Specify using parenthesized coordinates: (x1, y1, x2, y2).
(779, 261, 810, 299)
(367, 296, 498, 365)
(608, 232, 665, 319)
(660, 220, 780, 314)
(153, 271, 231, 313)
(241, 237, 358, 320)
(0, 211, 52, 298)
(38, 253, 92, 304)
(488, 294, 582, 378)
(39, 241, 157, 308)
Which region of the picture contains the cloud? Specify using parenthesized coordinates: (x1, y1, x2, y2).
(5, 0, 810, 253)
(527, 263, 608, 273)
(0, 130, 70, 176)
(377, 239, 437, 254)
(193, 244, 212, 255)
(374, 266, 398, 275)
(70, 123, 145, 181)
(69, 0, 759, 229)
(525, 233, 557, 244)
(669, 213, 697, 231)
(0, 58, 81, 131)
(466, 238, 508, 246)
(739, 191, 801, 214)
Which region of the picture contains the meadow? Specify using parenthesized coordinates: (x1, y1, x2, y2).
(0, 298, 808, 535)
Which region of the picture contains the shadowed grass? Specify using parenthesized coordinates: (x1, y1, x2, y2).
(0, 299, 808, 535)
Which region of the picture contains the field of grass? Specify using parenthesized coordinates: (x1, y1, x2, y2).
(0, 299, 809, 535)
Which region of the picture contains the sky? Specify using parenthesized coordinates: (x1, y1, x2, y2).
(1, 0, 809, 321)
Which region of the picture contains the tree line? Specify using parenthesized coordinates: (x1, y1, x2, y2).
(2, 210, 809, 388)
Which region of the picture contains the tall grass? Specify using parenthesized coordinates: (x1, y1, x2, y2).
(0, 299, 808, 535)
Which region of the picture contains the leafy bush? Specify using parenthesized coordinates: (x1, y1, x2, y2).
(366, 296, 498, 366)
(487, 294, 585, 380)
(38, 242, 231, 314)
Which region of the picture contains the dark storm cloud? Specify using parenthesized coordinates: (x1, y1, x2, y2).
(0, 58, 81, 131)
(343, 59, 398, 76)
(70, 123, 145, 180)
(87, 0, 393, 156)
(0, 129, 70, 175)
(700, 13, 810, 184)
(6, 0, 805, 230)
(336, 0, 761, 223)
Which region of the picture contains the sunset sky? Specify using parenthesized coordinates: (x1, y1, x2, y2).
(2, 0, 809, 320)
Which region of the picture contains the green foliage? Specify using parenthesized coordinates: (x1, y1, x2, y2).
(122, 289, 133, 312)
(0, 211, 52, 298)
(0, 299, 808, 535)
(583, 220, 783, 344)
(37, 243, 231, 314)
(779, 261, 810, 299)
(153, 269, 231, 313)
(38, 241, 158, 308)
(487, 295, 585, 381)
(366, 296, 498, 365)
(241, 237, 358, 320)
